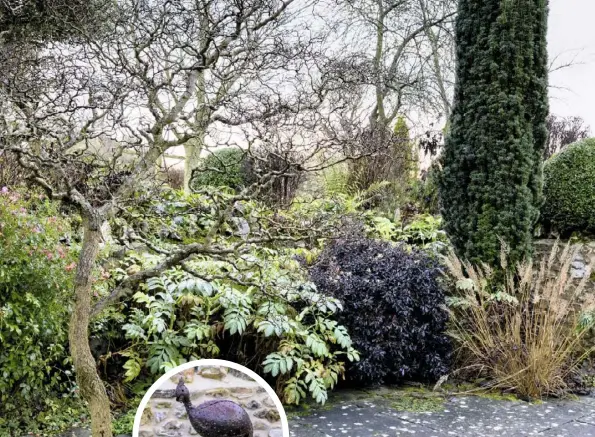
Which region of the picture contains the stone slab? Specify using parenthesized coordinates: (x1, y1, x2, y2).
(289, 400, 446, 436)
(392, 396, 595, 436)
(288, 391, 595, 437)
(536, 420, 595, 436)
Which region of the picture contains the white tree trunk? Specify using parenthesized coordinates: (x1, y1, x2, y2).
(183, 128, 206, 192)
(183, 66, 208, 192)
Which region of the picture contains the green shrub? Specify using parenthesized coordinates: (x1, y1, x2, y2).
(190, 147, 303, 205)
(110, 250, 358, 406)
(190, 148, 248, 191)
(411, 163, 440, 215)
(93, 189, 359, 406)
(321, 162, 352, 196)
(542, 138, 595, 235)
(0, 189, 79, 433)
(112, 403, 138, 435)
(367, 214, 449, 254)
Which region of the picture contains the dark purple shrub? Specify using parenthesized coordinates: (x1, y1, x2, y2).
(309, 237, 451, 386)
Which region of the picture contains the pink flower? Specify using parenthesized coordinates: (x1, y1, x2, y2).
(1, 186, 8, 194)
(46, 252, 54, 260)
(65, 262, 77, 272)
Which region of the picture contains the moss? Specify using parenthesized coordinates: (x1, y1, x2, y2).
(204, 388, 231, 398)
(475, 391, 519, 402)
(387, 394, 445, 412)
(288, 381, 552, 421)
(372, 386, 446, 412)
(441, 381, 543, 403)
(285, 400, 334, 419)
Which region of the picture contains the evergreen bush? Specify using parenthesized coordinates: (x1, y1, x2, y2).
(190, 148, 248, 191)
(411, 163, 440, 215)
(440, 0, 549, 265)
(347, 118, 416, 212)
(542, 138, 595, 235)
(310, 237, 451, 385)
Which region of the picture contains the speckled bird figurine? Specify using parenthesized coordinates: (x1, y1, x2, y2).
(175, 377, 254, 437)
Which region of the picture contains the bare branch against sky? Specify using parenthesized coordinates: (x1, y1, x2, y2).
(548, 0, 595, 129)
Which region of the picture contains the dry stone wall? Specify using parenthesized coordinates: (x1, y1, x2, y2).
(534, 239, 595, 289)
(139, 366, 283, 437)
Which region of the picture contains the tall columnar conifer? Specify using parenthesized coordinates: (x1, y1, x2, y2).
(440, 0, 549, 265)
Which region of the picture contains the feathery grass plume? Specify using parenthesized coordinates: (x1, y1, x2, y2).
(445, 240, 595, 398)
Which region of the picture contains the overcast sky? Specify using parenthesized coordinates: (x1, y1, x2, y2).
(548, 0, 595, 131)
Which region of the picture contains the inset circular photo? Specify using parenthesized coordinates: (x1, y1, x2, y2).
(133, 359, 288, 437)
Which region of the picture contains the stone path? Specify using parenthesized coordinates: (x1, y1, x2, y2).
(287, 389, 595, 437)
(60, 388, 595, 437)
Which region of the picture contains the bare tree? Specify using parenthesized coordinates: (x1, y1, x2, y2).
(93, 0, 329, 191)
(545, 114, 591, 159)
(0, 1, 368, 435)
(323, 0, 456, 132)
(0, 0, 104, 41)
(301, 0, 456, 195)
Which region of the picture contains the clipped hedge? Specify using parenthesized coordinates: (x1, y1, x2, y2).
(309, 237, 451, 386)
(542, 138, 595, 235)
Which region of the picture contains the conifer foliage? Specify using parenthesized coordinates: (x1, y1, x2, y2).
(440, 0, 549, 265)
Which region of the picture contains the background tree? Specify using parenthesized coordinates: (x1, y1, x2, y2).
(345, 115, 416, 213)
(146, 0, 328, 191)
(440, 0, 549, 265)
(0, 0, 105, 41)
(329, 0, 455, 130)
(544, 114, 590, 159)
(316, 0, 455, 208)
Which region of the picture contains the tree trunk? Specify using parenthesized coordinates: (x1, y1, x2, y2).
(183, 67, 208, 192)
(69, 214, 113, 437)
(183, 130, 206, 192)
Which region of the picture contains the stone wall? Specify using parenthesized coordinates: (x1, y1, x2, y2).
(139, 366, 283, 437)
(534, 239, 595, 288)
